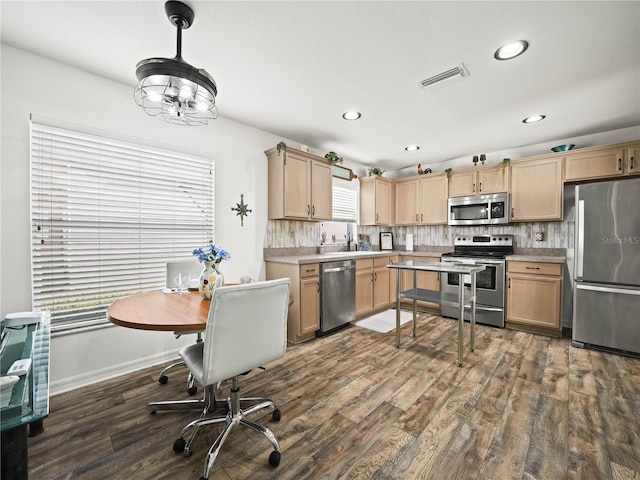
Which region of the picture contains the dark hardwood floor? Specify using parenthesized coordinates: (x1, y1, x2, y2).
(29, 312, 640, 480)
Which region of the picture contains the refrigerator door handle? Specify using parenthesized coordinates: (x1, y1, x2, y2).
(576, 199, 584, 279)
(576, 283, 640, 296)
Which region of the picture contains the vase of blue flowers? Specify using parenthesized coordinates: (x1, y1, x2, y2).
(193, 244, 230, 300)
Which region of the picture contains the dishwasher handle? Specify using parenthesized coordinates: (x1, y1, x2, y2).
(322, 265, 356, 273)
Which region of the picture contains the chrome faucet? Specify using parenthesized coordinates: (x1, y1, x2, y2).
(346, 232, 353, 251)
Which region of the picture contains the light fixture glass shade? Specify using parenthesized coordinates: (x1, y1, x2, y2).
(494, 40, 529, 60)
(134, 57, 218, 126)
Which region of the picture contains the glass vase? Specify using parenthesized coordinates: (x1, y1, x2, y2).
(199, 261, 225, 300)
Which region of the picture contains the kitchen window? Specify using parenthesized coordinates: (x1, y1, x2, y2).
(30, 119, 215, 333)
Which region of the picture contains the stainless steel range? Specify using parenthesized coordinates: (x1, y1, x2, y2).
(440, 234, 513, 327)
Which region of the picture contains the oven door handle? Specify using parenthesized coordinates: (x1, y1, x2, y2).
(442, 258, 504, 266)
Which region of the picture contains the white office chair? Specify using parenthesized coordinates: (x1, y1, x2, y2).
(172, 278, 290, 480)
(159, 260, 204, 395)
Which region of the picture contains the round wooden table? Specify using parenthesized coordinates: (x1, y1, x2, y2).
(107, 290, 210, 332)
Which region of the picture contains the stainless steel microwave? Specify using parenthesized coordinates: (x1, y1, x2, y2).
(448, 193, 510, 226)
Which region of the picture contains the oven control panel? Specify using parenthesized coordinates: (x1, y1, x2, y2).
(453, 234, 513, 247)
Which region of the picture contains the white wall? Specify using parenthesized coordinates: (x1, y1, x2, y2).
(0, 45, 288, 394)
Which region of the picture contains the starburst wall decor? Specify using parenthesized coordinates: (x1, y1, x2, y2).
(231, 194, 252, 226)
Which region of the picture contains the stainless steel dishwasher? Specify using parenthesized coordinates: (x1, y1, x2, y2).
(317, 259, 356, 336)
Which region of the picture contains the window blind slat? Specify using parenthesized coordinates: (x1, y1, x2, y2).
(332, 178, 358, 222)
(31, 121, 215, 331)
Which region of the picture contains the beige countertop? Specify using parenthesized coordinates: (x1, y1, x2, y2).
(264, 250, 445, 265)
(265, 250, 566, 265)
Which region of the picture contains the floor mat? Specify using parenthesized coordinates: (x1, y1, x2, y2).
(354, 309, 413, 333)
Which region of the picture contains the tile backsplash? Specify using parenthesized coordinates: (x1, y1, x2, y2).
(265, 218, 573, 254)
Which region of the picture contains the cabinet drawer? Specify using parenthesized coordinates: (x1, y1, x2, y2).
(356, 258, 374, 270)
(374, 256, 390, 268)
(507, 261, 561, 276)
(299, 263, 319, 278)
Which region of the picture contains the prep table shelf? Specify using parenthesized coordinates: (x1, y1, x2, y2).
(388, 261, 485, 366)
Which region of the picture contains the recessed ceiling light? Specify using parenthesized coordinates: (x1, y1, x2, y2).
(522, 114, 546, 123)
(494, 40, 529, 60)
(405, 145, 420, 151)
(342, 111, 361, 121)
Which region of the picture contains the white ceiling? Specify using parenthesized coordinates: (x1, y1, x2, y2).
(2, 1, 639, 172)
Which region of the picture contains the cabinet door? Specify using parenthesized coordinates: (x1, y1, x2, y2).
(565, 147, 625, 181)
(373, 266, 390, 309)
(355, 268, 373, 316)
(626, 145, 640, 176)
(506, 273, 561, 329)
(395, 180, 419, 225)
(478, 165, 509, 194)
(299, 276, 319, 335)
(448, 170, 476, 197)
(311, 160, 333, 220)
(375, 179, 393, 225)
(419, 175, 448, 224)
(283, 154, 311, 218)
(511, 157, 563, 221)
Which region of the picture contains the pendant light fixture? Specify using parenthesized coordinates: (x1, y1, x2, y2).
(134, 1, 217, 126)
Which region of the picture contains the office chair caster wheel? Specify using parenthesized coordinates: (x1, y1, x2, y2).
(159, 375, 169, 385)
(187, 385, 198, 395)
(172, 437, 186, 453)
(268, 451, 281, 466)
(272, 409, 281, 422)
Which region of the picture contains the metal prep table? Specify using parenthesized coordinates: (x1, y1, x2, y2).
(387, 260, 486, 366)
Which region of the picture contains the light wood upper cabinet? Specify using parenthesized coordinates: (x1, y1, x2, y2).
(360, 176, 393, 225)
(448, 164, 510, 197)
(310, 161, 333, 219)
(395, 173, 448, 225)
(564, 142, 640, 182)
(266, 147, 332, 221)
(627, 144, 640, 176)
(564, 146, 626, 182)
(420, 175, 448, 224)
(395, 179, 419, 225)
(510, 155, 563, 221)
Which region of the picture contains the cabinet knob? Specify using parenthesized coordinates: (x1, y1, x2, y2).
(525, 266, 540, 270)
(472, 183, 476, 193)
(421, 213, 424, 222)
(307, 204, 310, 214)
(618, 158, 622, 171)
(416, 214, 419, 222)
(376, 213, 379, 222)
(312, 205, 315, 215)
(631, 156, 635, 170)
(479, 182, 482, 192)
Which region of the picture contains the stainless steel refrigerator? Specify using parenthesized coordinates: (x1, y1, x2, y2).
(573, 177, 640, 356)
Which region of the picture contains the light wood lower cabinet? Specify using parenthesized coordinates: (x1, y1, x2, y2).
(266, 262, 319, 344)
(355, 257, 390, 318)
(506, 261, 562, 337)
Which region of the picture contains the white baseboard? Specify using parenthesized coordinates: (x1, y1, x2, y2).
(49, 348, 183, 396)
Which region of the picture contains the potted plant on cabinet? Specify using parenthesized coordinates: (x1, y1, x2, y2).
(276, 141, 287, 164)
(367, 167, 385, 177)
(324, 151, 343, 164)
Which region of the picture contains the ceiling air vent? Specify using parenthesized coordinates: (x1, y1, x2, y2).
(419, 63, 469, 90)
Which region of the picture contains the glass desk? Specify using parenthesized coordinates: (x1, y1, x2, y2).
(1, 313, 50, 478)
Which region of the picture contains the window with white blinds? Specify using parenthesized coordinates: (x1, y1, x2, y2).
(332, 177, 358, 222)
(30, 121, 215, 332)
